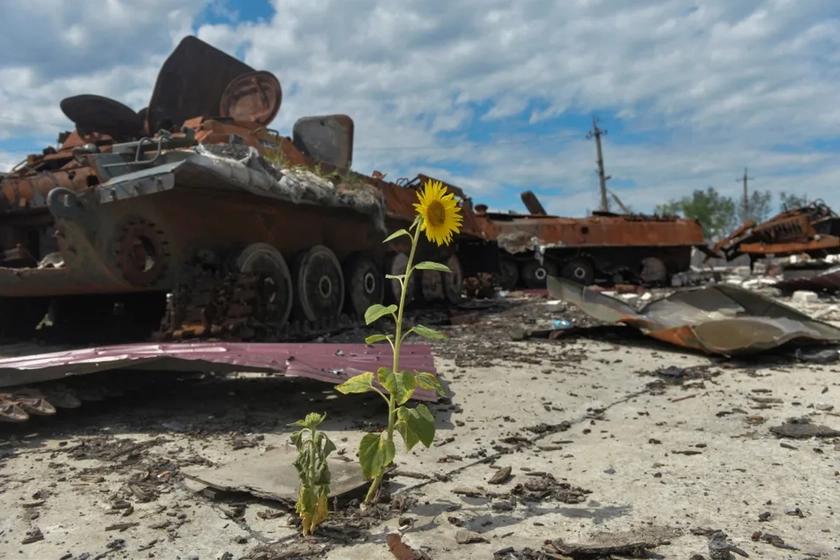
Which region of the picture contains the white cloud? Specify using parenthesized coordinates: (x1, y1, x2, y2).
(1, 0, 839, 217)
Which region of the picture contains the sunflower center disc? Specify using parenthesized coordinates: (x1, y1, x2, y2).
(427, 200, 446, 226)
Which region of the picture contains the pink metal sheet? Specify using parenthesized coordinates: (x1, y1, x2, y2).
(0, 342, 440, 402)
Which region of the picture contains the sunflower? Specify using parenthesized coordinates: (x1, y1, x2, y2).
(413, 179, 463, 246)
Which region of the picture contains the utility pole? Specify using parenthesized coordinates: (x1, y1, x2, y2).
(736, 167, 753, 223)
(587, 116, 611, 212)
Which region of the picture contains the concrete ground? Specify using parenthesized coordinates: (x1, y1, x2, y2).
(0, 290, 839, 560)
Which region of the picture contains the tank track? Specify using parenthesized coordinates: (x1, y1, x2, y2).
(157, 265, 359, 343)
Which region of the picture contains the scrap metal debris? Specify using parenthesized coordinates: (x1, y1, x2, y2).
(547, 275, 840, 356)
(775, 265, 840, 295)
(0, 342, 439, 422)
(711, 200, 840, 263)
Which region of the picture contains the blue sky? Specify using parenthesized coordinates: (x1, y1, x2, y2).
(2, 0, 840, 217)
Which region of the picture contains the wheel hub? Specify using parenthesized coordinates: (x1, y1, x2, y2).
(363, 272, 376, 294)
(318, 275, 333, 299)
(535, 267, 547, 280)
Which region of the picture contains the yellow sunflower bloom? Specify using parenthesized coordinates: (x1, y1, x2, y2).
(413, 180, 463, 246)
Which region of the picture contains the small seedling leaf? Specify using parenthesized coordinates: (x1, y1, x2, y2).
(397, 404, 436, 448)
(335, 372, 374, 394)
(364, 303, 398, 325)
(365, 333, 391, 345)
(378, 368, 417, 405)
(412, 324, 447, 340)
(415, 372, 446, 396)
(359, 432, 396, 480)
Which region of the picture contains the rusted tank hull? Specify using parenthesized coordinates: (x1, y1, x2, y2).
(479, 210, 706, 289)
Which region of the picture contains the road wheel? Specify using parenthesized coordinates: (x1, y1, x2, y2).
(443, 253, 463, 304)
(520, 259, 558, 289)
(291, 245, 345, 323)
(496, 256, 519, 291)
(560, 258, 595, 285)
(640, 257, 668, 285)
(418, 269, 444, 302)
(343, 252, 383, 320)
(235, 242, 293, 327)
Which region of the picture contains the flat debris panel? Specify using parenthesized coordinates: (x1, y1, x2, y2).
(182, 445, 367, 505)
(0, 342, 439, 402)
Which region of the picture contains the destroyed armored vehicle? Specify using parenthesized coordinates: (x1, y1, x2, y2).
(0, 36, 498, 345)
(711, 200, 840, 265)
(474, 192, 708, 289)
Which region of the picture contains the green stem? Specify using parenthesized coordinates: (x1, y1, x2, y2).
(364, 228, 421, 504)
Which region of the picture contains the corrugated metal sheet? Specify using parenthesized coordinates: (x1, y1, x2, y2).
(0, 341, 440, 401)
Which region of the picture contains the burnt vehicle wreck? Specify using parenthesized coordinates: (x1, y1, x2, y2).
(474, 191, 709, 289)
(0, 36, 499, 345)
(711, 200, 840, 266)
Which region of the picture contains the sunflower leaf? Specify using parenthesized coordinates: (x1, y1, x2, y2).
(364, 304, 397, 325)
(383, 229, 410, 243)
(413, 261, 452, 273)
(335, 372, 374, 394)
(364, 334, 391, 345)
(415, 372, 447, 396)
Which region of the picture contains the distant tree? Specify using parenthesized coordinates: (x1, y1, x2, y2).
(655, 186, 738, 241)
(744, 189, 772, 224)
(778, 191, 809, 212)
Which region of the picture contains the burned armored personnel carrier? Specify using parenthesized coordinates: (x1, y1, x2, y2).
(474, 191, 709, 289)
(0, 36, 497, 346)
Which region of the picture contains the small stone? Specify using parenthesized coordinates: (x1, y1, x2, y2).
(456, 529, 488, 544)
(792, 290, 819, 304)
(488, 466, 512, 485)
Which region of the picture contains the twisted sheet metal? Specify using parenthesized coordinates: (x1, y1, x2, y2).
(548, 275, 840, 356)
(0, 342, 440, 422)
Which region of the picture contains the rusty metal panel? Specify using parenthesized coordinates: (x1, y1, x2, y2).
(0, 342, 439, 394)
(491, 214, 705, 250)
